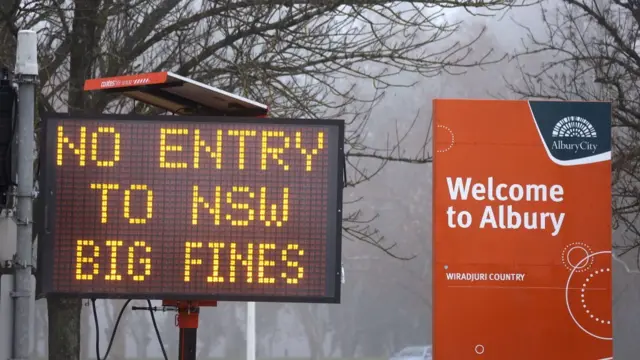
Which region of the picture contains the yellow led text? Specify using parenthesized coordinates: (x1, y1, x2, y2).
(91, 127, 121, 167)
(230, 242, 254, 283)
(226, 186, 255, 226)
(192, 185, 221, 225)
(75, 239, 153, 281)
(90, 183, 120, 223)
(258, 243, 276, 284)
(156, 128, 325, 171)
(193, 129, 223, 169)
(207, 242, 225, 283)
(182, 242, 305, 284)
(192, 186, 288, 227)
(229, 129, 256, 169)
(105, 240, 123, 280)
(159, 128, 189, 169)
(57, 126, 86, 166)
(57, 126, 121, 167)
(281, 244, 304, 284)
(295, 131, 324, 172)
(75, 239, 100, 280)
(260, 187, 288, 227)
(184, 241, 203, 282)
(261, 131, 290, 171)
(124, 184, 153, 224)
(90, 183, 153, 224)
(128, 241, 152, 281)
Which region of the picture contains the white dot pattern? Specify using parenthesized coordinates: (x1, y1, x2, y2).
(581, 268, 611, 325)
(437, 125, 454, 153)
(561, 242, 594, 272)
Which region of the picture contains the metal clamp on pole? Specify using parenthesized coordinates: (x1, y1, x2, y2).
(10, 291, 30, 298)
(161, 300, 217, 360)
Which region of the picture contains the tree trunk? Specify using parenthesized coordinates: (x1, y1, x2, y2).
(295, 305, 326, 360)
(48, 0, 100, 358)
(67, 0, 101, 114)
(47, 297, 82, 360)
(0, 0, 17, 70)
(132, 325, 151, 360)
(131, 305, 151, 359)
(268, 331, 279, 358)
(339, 336, 358, 358)
(225, 325, 247, 360)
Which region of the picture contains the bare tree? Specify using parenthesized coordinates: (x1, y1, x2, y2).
(508, 1, 640, 261)
(0, 0, 533, 359)
(291, 303, 331, 360)
(128, 307, 153, 360)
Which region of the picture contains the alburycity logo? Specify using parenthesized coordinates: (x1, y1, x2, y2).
(551, 116, 598, 154)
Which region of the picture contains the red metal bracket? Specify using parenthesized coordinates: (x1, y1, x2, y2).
(162, 300, 217, 329)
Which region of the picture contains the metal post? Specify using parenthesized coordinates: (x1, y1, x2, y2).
(175, 302, 199, 360)
(247, 302, 256, 360)
(178, 328, 198, 360)
(13, 29, 37, 360)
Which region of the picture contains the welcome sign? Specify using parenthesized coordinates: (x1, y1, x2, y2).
(444, 176, 566, 236)
(432, 99, 612, 359)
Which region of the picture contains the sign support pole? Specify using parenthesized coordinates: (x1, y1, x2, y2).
(163, 300, 217, 360)
(178, 312, 198, 360)
(247, 301, 256, 360)
(12, 29, 37, 360)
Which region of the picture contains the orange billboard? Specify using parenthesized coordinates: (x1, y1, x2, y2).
(432, 99, 612, 359)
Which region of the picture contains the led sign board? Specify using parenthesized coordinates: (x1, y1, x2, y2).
(37, 114, 344, 303)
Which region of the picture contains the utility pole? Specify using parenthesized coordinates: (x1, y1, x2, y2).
(13, 29, 37, 360)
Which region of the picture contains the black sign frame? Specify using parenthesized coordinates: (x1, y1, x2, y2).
(36, 113, 344, 304)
